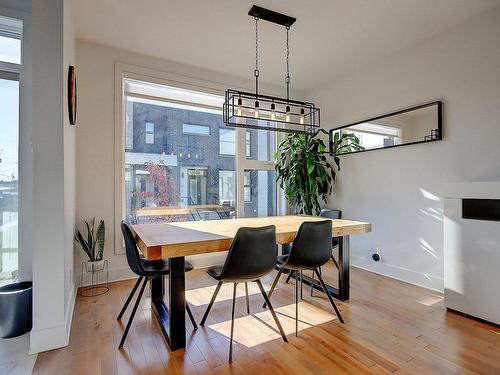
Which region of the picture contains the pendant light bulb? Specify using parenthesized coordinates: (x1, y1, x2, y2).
(285, 105, 291, 122)
(270, 102, 276, 120)
(236, 96, 243, 116)
(300, 107, 305, 124)
(254, 100, 260, 118)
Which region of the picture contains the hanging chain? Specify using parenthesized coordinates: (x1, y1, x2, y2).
(254, 17, 259, 98)
(285, 26, 290, 102)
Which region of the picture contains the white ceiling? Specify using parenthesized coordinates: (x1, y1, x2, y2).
(73, 0, 500, 92)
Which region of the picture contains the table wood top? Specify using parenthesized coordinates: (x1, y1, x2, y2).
(132, 215, 371, 260)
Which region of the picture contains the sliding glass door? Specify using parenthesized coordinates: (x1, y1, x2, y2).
(121, 78, 281, 225)
(0, 15, 22, 283)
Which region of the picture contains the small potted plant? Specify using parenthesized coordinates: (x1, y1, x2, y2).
(75, 218, 108, 295)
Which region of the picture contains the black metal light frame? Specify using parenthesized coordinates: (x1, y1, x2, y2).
(223, 5, 321, 134)
(223, 89, 320, 134)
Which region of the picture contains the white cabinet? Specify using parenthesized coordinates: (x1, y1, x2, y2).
(443, 182, 500, 325)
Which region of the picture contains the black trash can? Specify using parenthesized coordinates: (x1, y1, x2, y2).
(0, 281, 32, 338)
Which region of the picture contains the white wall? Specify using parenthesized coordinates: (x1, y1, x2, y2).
(63, 0, 76, 322)
(75, 41, 296, 282)
(30, 0, 76, 353)
(308, 7, 500, 291)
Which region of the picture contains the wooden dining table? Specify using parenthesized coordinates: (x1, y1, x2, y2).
(132, 215, 371, 351)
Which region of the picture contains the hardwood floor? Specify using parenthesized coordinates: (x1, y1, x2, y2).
(32, 265, 500, 375)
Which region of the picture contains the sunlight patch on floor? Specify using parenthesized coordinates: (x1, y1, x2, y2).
(416, 295, 443, 306)
(207, 301, 337, 347)
(186, 280, 273, 307)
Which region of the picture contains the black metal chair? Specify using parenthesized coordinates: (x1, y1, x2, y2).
(319, 208, 342, 267)
(117, 221, 198, 349)
(284, 209, 342, 288)
(264, 220, 344, 337)
(200, 225, 288, 363)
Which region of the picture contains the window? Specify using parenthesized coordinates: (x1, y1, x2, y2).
(219, 128, 235, 156)
(219, 170, 235, 205)
(0, 16, 22, 65)
(123, 79, 235, 226)
(145, 122, 154, 144)
(119, 75, 281, 246)
(244, 170, 277, 217)
(246, 129, 276, 161)
(0, 15, 22, 282)
(219, 129, 253, 157)
(243, 171, 251, 202)
(245, 131, 251, 157)
(183, 123, 210, 136)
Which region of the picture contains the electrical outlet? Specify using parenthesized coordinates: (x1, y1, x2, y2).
(372, 248, 382, 262)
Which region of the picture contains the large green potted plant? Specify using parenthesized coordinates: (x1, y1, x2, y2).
(274, 129, 363, 215)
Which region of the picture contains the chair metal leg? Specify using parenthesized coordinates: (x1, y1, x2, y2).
(245, 282, 250, 314)
(256, 280, 288, 343)
(200, 281, 223, 326)
(310, 270, 315, 297)
(295, 270, 299, 336)
(186, 303, 198, 330)
(285, 270, 293, 284)
(119, 277, 148, 348)
(300, 271, 303, 300)
(117, 276, 143, 320)
(263, 266, 284, 308)
(229, 283, 237, 363)
(331, 255, 339, 270)
(314, 268, 344, 323)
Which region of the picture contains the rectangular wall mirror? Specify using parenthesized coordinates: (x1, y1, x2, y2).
(329, 101, 442, 155)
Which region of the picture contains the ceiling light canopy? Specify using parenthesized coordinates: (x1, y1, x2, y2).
(223, 5, 320, 134)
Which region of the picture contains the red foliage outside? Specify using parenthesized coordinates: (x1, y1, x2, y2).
(134, 161, 180, 206)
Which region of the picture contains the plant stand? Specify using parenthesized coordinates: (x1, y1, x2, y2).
(80, 260, 109, 297)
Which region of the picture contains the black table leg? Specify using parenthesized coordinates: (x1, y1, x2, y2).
(338, 235, 350, 301)
(150, 256, 186, 351)
(285, 235, 351, 301)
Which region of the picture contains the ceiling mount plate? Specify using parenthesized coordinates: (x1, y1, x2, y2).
(248, 5, 296, 28)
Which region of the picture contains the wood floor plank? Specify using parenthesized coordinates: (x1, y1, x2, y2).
(32, 267, 500, 375)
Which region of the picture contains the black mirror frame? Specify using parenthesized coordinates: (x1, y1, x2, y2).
(329, 100, 443, 156)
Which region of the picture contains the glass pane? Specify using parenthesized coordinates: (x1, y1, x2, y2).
(0, 16, 23, 65)
(0, 35, 21, 64)
(219, 128, 235, 156)
(246, 128, 276, 161)
(0, 77, 19, 281)
(124, 81, 235, 224)
(183, 123, 210, 136)
(243, 170, 277, 217)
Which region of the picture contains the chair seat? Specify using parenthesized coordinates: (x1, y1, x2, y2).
(140, 259, 194, 276)
(206, 265, 223, 279)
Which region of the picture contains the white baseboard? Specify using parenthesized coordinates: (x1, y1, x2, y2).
(29, 284, 77, 354)
(75, 252, 228, 287)
(351, 255, 444, 293)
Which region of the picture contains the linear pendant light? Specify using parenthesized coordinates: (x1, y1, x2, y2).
(223, 5, 320, 134)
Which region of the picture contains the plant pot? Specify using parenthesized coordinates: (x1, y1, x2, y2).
(0, 281, 33, 338)
(80, 259, 109, 297)
(83, 259, 105, 274)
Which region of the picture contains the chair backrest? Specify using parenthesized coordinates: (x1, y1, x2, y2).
(219, 225, 277, 282)
(287, 220, 333, 269)
(121, 221, 145, 276)
(319, 208, 342, 220)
